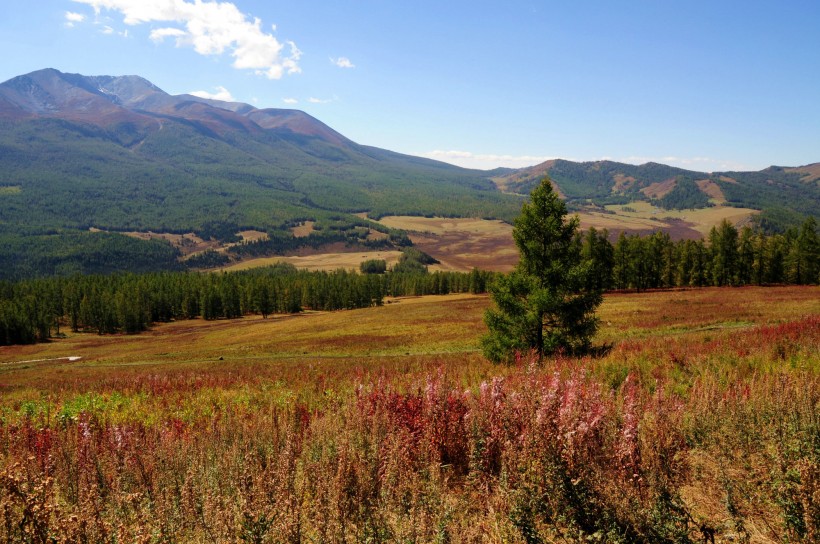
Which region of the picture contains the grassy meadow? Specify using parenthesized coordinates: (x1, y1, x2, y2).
(601, 202, 760, 237)
(1, 286, 818, 542)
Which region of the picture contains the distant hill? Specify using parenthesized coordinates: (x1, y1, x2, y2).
(0, 69, 816, 278)
(493, 159, 820, 230)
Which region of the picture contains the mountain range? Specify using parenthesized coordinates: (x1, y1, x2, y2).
(0, 68, 817, 278)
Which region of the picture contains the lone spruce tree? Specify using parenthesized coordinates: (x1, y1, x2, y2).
(482, 177, 603, 363)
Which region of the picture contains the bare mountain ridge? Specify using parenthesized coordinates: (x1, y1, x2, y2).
(0, 68, 352, 147)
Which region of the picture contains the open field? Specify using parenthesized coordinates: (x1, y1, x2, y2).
(372, 205, 760, 274)
(603, 201, 759, 236)
(1, 286, 818, 542)
(1, 287, 816, 370)
(219, 248, 405, 272)
(377, 216, 518, 272)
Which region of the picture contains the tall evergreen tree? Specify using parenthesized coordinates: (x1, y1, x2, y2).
(482, 177, 602, 363)
(709, 220, 739, 286)
(581, 227, 614, 291)
(796, 217, 819, 284)
(737, 226, 755, 285)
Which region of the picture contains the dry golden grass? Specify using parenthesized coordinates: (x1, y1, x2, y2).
(604, 201, 759, 236)
(290, 221, 316, 238)
(787, 163, 820, 183)
(0, 185, 22, 195)
(237, 229, 268, 242)
(1, 293, 480, 365)
(376, 216, 511, 236)
(219, 249, 404, 272)
(578, 209, 669, 231)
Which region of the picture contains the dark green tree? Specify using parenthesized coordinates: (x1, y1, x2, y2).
(795, 217, 819, 284)
(613, 231, 633, 289)
(360, 259, 387, 274)
(482, 177, 603, 363)
(709, 220, 738, 286)
(581, 227, 614, 291)
(737, 226, 755, 285)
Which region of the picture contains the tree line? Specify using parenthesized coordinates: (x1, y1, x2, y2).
(599, 217, 819, 291)
(0, 264, 496, 346)
(1, 217, 816, 347)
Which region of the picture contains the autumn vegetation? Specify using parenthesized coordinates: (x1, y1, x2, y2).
(1, 177, 817, 542)
(0, 286, 818, 542)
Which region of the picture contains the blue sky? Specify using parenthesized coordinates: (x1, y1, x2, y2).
(2, 0, 819, 171)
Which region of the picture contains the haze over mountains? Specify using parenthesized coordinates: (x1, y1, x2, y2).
(0, 68, 817, 278)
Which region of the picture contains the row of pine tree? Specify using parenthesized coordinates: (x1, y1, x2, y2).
(0, 264, 495, 345)
(1, 217, 816, 346)
(585, 217, 819, 291)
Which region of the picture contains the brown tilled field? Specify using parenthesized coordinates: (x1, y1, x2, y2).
(377, 216, 519, 272)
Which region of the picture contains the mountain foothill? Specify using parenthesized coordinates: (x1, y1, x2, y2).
(0, 68, 817, 279)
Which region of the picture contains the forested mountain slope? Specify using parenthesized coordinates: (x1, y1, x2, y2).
(0, 69, 816, 278)
(0, 69, 520, 278)
(495, 159, 820, 230)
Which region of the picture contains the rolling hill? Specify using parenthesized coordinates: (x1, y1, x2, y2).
(0, 68, 817, 278)
(493, 158, 820, 231)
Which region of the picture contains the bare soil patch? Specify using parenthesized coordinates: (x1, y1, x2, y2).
(695, 179, 726, 204)
(641, 178, 676, 198)
(491, 161, 562, 196)
(366, 229, 389, 241)
(122, 231, 219, 256)
(238, 230, 268, 242)
(291, 221, 316, 238)
(612, 174, 636, 193)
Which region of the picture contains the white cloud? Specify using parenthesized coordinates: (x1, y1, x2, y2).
(65, 11, 86, 22)
(331, 56, 355, 69)
(282, 98, 298, 104)
(189, 86, 235, 102)
(64, 11, 85, 27)
(308, 97, 334, 104)
(72, 0, 301, 79)
(100, 25, 114, 34)
(421, 150, 556, 170)
(149, 27, 186, 42)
